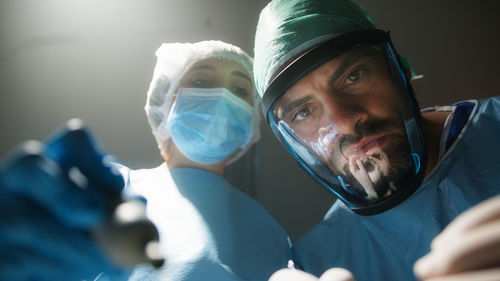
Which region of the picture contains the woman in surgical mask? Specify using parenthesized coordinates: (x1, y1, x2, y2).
(121, 41, 291, 281)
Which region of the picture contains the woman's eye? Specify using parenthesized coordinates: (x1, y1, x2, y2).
(192, 79, 209, 87)
(234, 86, 248, 97)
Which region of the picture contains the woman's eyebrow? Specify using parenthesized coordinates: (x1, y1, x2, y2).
(231, 71, 252, 84)
(189, 65, 216, 71)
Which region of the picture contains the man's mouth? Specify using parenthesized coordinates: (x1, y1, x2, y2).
(342, 135, 388, 160)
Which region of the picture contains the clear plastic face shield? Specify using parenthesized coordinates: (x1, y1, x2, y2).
(263, 30, 427, 215)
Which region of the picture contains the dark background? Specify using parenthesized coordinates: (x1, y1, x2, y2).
(1, 0, 499, 241)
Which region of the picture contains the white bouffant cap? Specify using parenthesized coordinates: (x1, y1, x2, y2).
(144, 40, 261, 165)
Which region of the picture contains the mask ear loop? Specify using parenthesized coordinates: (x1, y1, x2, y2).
(157, 138, 174, 162)
(154, 91, 179, 152)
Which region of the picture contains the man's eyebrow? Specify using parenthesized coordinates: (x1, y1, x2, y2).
(231, 71, 252, 84)
(279, 96, 313, 119)
(328, 50, 371, 85)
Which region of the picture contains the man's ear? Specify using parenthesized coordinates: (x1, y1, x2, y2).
(402, 65, 423, 81)
(404, 68, 413, 81)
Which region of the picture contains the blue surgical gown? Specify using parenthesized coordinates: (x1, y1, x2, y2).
(121, 165, 291, 281)
(292, 97, 500, 281)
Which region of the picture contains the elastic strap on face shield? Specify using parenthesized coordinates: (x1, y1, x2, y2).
(262, 29, 391, 120)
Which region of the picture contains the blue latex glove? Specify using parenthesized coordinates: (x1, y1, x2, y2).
(0, 119, 131, 281)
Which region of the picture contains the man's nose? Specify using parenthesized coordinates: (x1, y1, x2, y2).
(318, 95, 367, 147)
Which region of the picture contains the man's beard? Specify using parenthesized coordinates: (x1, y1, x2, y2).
(342, 135, 413, 200)
(328, 118, 414, 201)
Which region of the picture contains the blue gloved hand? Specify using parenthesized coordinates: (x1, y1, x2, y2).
(0, 119, 132, 281)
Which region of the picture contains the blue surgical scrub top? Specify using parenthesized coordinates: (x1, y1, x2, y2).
(292, 97, 500, 281)
(122, 166, 291, 281)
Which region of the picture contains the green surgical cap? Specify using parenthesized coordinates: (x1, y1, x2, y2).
(254, 0, 416, 98)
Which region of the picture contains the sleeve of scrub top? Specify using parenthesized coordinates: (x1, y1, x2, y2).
(125, 166, 292, 281)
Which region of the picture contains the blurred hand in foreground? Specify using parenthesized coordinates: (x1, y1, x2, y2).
(414, 195, 500, 281)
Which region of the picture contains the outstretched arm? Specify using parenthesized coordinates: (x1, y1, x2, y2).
(0, 119, 161, 281)
(414, 195, 500, 280)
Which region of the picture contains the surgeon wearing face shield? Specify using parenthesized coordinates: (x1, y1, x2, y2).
(270, 43, 421, 209)
(252, 0, 500, 281)
(119, 41, 291, 281)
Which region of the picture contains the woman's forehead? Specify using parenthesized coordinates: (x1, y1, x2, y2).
(186, 58, 250, 77)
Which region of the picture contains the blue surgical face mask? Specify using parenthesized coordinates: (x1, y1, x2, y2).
(167, 88, 254, 165)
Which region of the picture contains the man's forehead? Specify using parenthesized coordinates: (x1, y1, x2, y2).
(314, 46, 386, 73)
(281, 46, 385, 92)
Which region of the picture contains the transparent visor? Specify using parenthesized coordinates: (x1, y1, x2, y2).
(268, 42, 426, 215)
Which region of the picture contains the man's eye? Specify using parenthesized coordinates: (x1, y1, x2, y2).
(292, 106, 311, 122)
(347, 69, 361, 83)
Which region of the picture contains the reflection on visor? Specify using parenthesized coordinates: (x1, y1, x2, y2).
(274, 113, 413, 206)
(267, 35, 427, 215)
